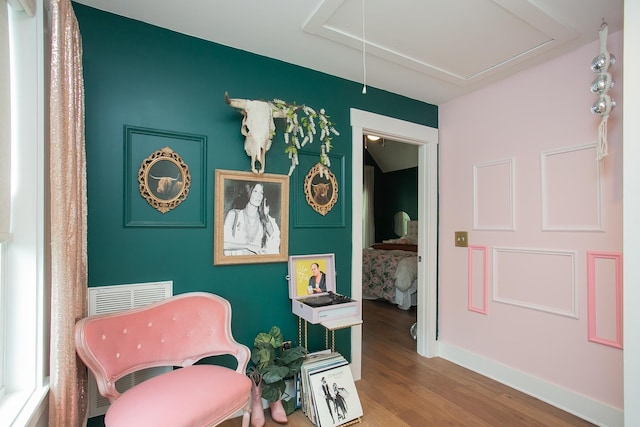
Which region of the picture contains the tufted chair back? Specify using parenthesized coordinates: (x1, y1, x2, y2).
(75, 292, 252, 427)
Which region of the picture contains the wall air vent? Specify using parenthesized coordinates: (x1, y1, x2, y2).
(86, 281, 173, 418)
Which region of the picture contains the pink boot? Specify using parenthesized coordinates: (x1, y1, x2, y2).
(268, 399, 288, 424)
(250, 379, 265, 427)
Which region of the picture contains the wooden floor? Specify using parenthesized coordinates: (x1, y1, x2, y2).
(220, 299, 594, 426)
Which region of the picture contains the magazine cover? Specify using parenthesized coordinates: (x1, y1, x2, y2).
(308, 364, 363, 427)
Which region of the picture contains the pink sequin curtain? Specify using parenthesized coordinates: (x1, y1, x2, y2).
(49, 0, 88, 425)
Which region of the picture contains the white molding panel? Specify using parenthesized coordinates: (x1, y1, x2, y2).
(473, 158, 515, 231)
(541, 144, 603, 232)
(493, 247, 578, 318)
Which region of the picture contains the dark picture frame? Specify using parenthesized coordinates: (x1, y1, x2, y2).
(214, 170, 289, 265)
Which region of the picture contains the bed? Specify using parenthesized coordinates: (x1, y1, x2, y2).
(362, 221, 418, 310)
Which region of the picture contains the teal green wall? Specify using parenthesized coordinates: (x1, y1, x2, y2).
(375, 167, 419, 242)
(364, 152, 419, 242)
(74, 2, 437, 370)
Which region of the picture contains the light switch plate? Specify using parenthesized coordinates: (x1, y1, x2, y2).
(455, 231, 468, 247)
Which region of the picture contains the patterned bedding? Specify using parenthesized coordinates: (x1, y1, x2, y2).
(362, 248, 417, 303)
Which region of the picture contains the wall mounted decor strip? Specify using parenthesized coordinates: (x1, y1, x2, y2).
(473, 158, 515, 231)
(541, 144, 602, 231)
(468, 245, 489, 314)
(587, 251, 623, 348)
(493, 247, 578, 318)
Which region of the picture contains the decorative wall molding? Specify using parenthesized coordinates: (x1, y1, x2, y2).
(493, 247, 578, 318)
(541, 144, 603, 231)
(473, 158, 515, 230)
(587, 251, 623, 348)
(468, 245, 489, 314)
(124, 126, 207, 227)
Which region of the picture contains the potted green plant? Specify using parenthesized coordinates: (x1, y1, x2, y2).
(247, 326, 306, 425)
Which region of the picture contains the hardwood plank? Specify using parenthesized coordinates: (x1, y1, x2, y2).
(220, 299, 594, 426)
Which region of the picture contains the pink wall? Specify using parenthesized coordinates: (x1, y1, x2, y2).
(439, 31, 623, 409)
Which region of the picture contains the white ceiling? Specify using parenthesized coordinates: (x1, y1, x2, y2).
(72, 0, 623, 106)
(366, 137, 418, 173)
(73, 0, 623, 173)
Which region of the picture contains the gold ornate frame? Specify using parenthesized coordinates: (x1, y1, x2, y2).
(304, 163, 338, 216)
(138, 146, 191, 213)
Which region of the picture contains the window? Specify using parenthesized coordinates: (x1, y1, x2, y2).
(0, 1, 48, 425)
(1, 0, 9, 401)
(0, 241, 6, 397)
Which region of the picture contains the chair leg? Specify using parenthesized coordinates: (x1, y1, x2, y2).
(241, 408, 251, 427)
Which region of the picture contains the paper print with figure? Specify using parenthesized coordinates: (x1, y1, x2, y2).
(308, 364, 362, 427)
(288, 253, 336, 297)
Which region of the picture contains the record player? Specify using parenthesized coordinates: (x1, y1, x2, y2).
(288, 253, 361, 324)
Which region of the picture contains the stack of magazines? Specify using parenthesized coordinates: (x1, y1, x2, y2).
(299, 351, 363, 426)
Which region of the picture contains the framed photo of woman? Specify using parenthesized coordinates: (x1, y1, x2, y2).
(214, 170, 289, 265)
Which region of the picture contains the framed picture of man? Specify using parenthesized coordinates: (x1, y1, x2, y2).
(214, 170, 289, 265)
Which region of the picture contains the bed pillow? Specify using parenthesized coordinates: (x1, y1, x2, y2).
(370, 243, 418, 252)
(382, 235, 416, 244)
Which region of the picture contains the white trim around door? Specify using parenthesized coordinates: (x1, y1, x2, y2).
(350, 108, 439, 380)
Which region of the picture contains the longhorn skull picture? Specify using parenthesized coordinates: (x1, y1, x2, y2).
(149, 174, 183, 199)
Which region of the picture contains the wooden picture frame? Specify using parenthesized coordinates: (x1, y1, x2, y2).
(214, 170, 289, 265)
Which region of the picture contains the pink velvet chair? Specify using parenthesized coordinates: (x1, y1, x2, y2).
(75, 292, 252, 427)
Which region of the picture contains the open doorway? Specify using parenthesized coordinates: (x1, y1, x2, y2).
(350, 109, 438, 380)
(362, 137, 419, 317)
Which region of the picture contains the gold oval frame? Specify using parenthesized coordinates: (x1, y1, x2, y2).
(304, 163, 338, 216)
(138, 146, 191, 213)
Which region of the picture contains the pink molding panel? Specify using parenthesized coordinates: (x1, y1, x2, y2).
(587, 251, 623, 349)
(468, 245, 488, 314)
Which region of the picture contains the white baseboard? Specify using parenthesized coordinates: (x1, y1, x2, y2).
(438, 343, 623, 427)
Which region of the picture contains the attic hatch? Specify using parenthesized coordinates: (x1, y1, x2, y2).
(364, 135, 418, 173)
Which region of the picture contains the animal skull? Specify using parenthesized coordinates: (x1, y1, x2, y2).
(225, 92, 287, 174)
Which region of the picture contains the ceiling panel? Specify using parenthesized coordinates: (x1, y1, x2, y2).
(304, 0, 579, 85)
